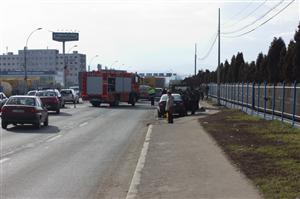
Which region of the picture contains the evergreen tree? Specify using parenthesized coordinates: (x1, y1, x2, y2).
(235, 52, 245, 82)
(283, 40, 296, 82)
(266, 37, 286, 83)
(293, 23, 300, 82)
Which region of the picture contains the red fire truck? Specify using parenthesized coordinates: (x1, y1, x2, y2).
(80, 70, 140, 107)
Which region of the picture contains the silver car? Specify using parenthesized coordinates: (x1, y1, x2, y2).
(60, 89, 79, 104)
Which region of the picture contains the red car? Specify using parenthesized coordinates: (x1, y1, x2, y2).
(1, 96, 48, 129)
(36, 90, 61, 114)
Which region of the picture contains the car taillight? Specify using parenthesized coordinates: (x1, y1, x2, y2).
(29, 107, 38, 113)
(1, 106, 8, 113)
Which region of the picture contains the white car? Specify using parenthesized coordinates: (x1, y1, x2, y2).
(60, 89, 79, 104)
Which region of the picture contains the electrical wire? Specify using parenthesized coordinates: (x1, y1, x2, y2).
(221, 1, 254, 26)
(198, 33, 218, 60)
(223, 0, 296, 38)
(222, 0, 285, 35)
(223, 0, 268, 30)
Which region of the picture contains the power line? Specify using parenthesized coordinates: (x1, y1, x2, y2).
(198, 33, 218, 60)
(223, 0, 296, 38)
(222, 0, 285, 35)
(221, 1, 254, 26)
(223, 0, 268, 30)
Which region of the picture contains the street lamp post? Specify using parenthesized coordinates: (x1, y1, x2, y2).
(88, 55, 99, 72)
(110, 60, 118, 69)
(24, 27, 42, 93)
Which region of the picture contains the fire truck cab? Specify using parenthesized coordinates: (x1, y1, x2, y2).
(80, 70, 140, 107)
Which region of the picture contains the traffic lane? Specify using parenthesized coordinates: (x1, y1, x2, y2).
(0, 102, 114, 160)
(1, 104, 155, 199)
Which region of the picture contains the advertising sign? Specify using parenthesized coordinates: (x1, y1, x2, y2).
(53, 32, 79, 42)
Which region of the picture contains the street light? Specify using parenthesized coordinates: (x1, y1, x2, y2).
(67, 45, 78, 53)
(111, 60, 118, 69)
(24, 27, 42, 93)
(88, 55, 99, 72)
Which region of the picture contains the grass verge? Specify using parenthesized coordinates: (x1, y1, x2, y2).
(199, 109, 300, 199)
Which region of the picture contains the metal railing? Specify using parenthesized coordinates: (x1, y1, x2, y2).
(208, 82, 299, 126)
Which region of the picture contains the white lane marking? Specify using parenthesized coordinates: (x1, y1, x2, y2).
(126, 125, 153, 199)
(46, 135, 62, 143)
(79, 122, 88, 127)
(0, 158, 10, 164)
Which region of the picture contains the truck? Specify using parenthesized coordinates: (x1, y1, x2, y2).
(80, 70, 140, 107)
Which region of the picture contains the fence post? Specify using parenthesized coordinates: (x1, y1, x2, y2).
(238, 83, 241, 109)
(281, 81, 286, 122)
(246, 82, 249, 113)
(225, 83, 228, 107)
(264, 81, 267, 119)
(257, 83, 260, 116)
(272, 83, 275, 120)
(292, 81, 297, 126)
(252, 82, 255, 115)
(241, 82, 244, 111)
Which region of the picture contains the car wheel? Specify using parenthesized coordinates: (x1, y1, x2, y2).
(56, 108, 60, 114)
(1, 121, 7, 129)
(44, 116, 49, 126)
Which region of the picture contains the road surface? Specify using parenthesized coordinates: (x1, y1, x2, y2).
(0, 101, 155, 199)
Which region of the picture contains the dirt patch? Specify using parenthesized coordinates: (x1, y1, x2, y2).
(199, 109, 300, 199)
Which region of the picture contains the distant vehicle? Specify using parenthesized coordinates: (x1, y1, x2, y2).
(1, 96, 48, 129)
(69, 86, 80, 97)
(36, 90, 62, 114)
(60, 89, 79, 104)
(0, 92, 8, 110)
(157, 93, 187, 117)
(80, 70, 140, 107)
(139, 85, 151, 100)
(27, 90, 38, 96)
(154, 88, 163, 101)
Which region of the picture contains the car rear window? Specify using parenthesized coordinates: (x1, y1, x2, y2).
(7, 97, 36, 106)
(160, 94, 182, 101)
(61, 90, 72, 94)
(37, 91, 57, 97)
(27, 91, 36, 96)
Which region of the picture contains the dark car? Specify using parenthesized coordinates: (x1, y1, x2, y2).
(0, 92, 8, 110)
(36, 90, 61, 114)
(157, 93, 187, 117)
(1, 96, 48, 129)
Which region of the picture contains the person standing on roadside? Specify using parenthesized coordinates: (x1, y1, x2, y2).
(165, 90, 174, 123)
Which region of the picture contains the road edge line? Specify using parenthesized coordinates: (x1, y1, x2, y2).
(126, 124, 153, 199)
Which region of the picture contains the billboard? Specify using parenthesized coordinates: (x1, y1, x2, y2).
(52, 32, 79, 42)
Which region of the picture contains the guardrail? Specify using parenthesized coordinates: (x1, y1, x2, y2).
(208, 82, 299, 126)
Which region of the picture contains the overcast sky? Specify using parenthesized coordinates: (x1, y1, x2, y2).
(0, 0, 299, 75)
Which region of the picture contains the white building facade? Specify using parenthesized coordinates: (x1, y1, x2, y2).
(0, 49, 86, 86)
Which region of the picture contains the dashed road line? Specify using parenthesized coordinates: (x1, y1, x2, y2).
(46, 135, 62, 143)
(0, 158, 10, 164)
(126, 124, 153, 199)
(79, 122, 88, 127)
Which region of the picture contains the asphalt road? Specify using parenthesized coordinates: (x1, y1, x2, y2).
(0, 101, 155, 199)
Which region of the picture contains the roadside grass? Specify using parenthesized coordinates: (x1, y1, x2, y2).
(199, 109, 300, 199)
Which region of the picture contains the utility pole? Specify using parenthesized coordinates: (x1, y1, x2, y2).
(194, 43, 197, 76)
(217, 8, 221, 105)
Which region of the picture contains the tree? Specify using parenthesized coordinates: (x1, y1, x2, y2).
(293, 23, 300, 82)
(283, 40, 296, 82)
(266, 37, 286, 83)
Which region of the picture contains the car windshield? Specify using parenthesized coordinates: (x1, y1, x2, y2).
(36, 91, 57, 97)
(7, 97, 36, 106)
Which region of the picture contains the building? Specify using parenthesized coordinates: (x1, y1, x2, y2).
(0, 49, 86, 87)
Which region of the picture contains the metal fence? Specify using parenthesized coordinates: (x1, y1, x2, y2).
(208, 82, 299, 126)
